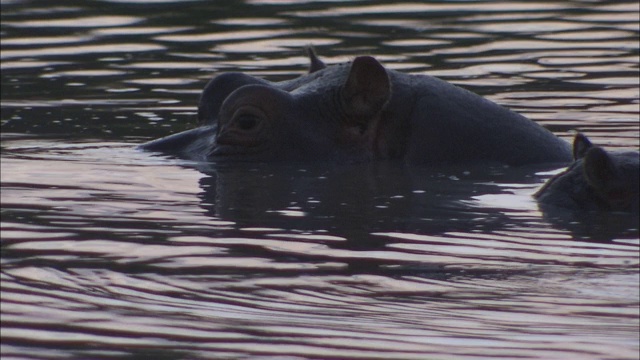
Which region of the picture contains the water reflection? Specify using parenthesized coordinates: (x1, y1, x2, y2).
(2, 139, 639, 359)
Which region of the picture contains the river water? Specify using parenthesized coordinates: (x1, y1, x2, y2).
(1, 1, 639, 359)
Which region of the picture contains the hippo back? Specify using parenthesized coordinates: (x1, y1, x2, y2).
(393, 72, 572, 166)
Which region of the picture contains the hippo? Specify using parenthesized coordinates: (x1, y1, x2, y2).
(140, 48, 572, 166)
(534, 133, 639, 213)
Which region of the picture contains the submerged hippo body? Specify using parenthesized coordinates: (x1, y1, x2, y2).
(535, 134, 640, 213)
(141, 49, 572, 166)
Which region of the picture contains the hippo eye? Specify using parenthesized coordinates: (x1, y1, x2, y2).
(217, 107, 266, 147)
(235, 114, 259, 131)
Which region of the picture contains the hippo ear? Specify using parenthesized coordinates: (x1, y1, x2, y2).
(341, 56, 390, 126)
(583, 147, 616, 191)
(573, 133, 593, 160)
(306, 47, 326, 73)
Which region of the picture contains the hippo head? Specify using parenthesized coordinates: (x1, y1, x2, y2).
(142, 48, 572, 166)
(198, 48, 327, 125)
(573, 134, 640, 212)
(142, 50, 392, 163)
(535, 133, 640, 213)
(208, 55, 390, 162)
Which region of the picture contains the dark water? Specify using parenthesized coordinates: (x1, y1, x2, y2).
(1, 1, 639, 359)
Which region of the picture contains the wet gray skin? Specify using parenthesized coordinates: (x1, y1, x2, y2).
(140, 48, 572, 166)
(535, 133, 640, 213)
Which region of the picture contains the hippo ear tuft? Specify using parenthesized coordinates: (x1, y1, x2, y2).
(342, 56, 390, 124)
(306, 46, 326, 73)
(573, 133, 593, 160)
(583, 146, 616, 191)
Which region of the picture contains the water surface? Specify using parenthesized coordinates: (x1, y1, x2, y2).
(1, 1, 639, 359)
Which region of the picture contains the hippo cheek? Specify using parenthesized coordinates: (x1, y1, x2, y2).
(607, 192, 632, 211)
(602, 185, 640, 212)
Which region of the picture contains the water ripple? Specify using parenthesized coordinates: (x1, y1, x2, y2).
(1, 0, 638, 358)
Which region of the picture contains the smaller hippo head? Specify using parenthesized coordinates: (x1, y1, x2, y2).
(535, 133, 640, 213)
